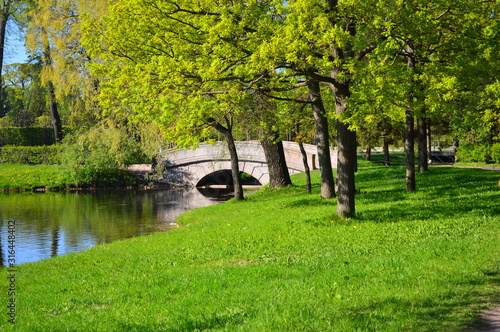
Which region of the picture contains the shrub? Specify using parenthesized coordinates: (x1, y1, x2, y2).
(455, 144, 473, 162)
(491, 143, 500, 164)
(59, 126, 147, 187)
(0, 127, 55, 146)
(456, 144, 497, 163)
(69, 165, 137, 188)
(0, 145, 62, 164)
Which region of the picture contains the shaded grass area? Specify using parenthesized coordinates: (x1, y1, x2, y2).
(1, 161, 499, 331)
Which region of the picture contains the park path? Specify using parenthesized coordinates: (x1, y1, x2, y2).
(475, 308, 500, 331)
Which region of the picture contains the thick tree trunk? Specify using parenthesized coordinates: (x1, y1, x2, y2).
(383, 137, 391, 166)
(418, 117, 428, 173)
(260, 135, 291, 189)
(336, 116, 357, 217)
(405, 50, 417, 191)
(298, 141, 312, 193)
(405, 106, 416, 191)
(209, 118, 244, 201)
(307, 78, 335, 199)
(331, 79, 356, 218)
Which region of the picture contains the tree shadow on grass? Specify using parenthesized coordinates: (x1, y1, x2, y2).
(356, 167, 499, 223)
(342, 269, 500, 331)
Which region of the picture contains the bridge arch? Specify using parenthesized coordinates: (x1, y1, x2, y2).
(159, 141, 336, 187)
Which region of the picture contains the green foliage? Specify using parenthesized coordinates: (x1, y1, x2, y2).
(2, 62, 48, 125)
(456, 144, 500, 164)
(491, 143, 500, 164)
(60, 126, 146, 187)
(0, 145, 62, 164)
(64, 166, 137, 188)
(0, 127, 55, 146)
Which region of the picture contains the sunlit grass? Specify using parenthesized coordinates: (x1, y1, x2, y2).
(1, 160, 499, 331)
(0, 164, 74, 190)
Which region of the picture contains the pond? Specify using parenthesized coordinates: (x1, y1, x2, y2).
(0, 187, 236, 266)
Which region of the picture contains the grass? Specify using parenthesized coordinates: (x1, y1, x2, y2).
(454, 162, 500, 168)
(1, 160, 499, 331)
(0, 164, 137, 190)
(0, 164, 74, 190)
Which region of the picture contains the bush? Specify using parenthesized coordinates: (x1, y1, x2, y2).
(59, 126, 147, 187)
(0, 145, 62, 164)
(456, 144, 498, 164)
(70, 166, 137, 188)
(456, 145, 472, 162)
(491, 143, 500, 164)
(0, 127, 55, 146)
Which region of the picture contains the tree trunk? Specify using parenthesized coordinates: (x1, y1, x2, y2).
(405, 49, 416, 191)
(383, 137, 391, 166)
(336, 115, 357, 217)
(47, 80, 63, 143)
(260, 134, 291, 189)
(418, 117, 428, 173)
(42, 29, 63, 143)
(307, 78, 335, 199)
(0, 8, 10, 117)
(426, 118, 432, 162)
(209, 118, 244, 201)
(453, 137, 459, 162)
(298, 141, 312, 193)
(405, 105, 416, 191)
(365, 146, 371, 161)
(331, 79, 356, 218)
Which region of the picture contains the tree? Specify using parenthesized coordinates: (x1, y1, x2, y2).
(248, 93, 292, 189)
(265, 0, 393, 216)
(307, 77, 335, 199)
(26, 0, 107, 139)
(394, 0, 498, 186)
(0, 0, 26, 116)
(2, 60, 46, 126)
(82, 0, 305, 196)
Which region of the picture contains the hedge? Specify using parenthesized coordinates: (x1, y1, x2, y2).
(456, 143, 500, 164)
(0, 146, 62, 164)
(0, 127, 55, 146)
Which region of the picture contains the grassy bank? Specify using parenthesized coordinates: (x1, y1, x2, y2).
(0, 164, 74, 190)
(0, 164, 138, 190)
(1, 161, 499, 331)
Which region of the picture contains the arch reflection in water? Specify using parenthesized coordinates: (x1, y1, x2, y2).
(0, 188, 231, 265)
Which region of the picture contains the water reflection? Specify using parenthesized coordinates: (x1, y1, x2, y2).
(0, 188, 232, 265)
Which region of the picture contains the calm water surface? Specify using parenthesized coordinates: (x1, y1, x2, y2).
(0, 188, 233, 266)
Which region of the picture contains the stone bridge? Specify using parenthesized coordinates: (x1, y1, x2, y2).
(159, 141, 337, 186)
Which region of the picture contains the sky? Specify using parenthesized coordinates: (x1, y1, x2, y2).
(4, 21, 29, 66)
(5, 43, 28, 65)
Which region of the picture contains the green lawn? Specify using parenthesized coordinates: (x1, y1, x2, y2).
(1, 160, 499, 331)
(0, 164, 74, 190)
